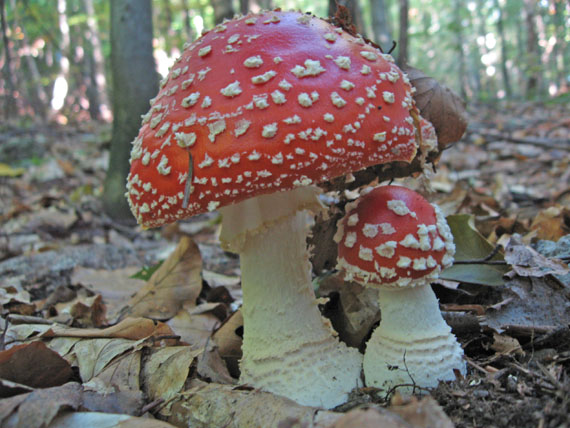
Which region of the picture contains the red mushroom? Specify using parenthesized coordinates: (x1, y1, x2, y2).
(126, 10, 426, 408)
(335, 185, 465, 392)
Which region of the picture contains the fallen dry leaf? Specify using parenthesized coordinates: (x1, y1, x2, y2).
(5, 382, 82, 428)
(119, 236, 202, 320)
(390, 396, 454, 428)
(0, 342, 73, 392)
(167, 380, 342, 427)
(318, 274, 380, 348)
(328, 408, 409, 428)
(212, 310, 243, 377)
(504, 235, 569, 278)
(142, 346, 201, 406)
(71, 266, 145, 322)
(43, 316, 175, 340)
(196, 342, 236, 385)
(70, 338, 142, 382)
(168, 304, 223, 350)
(490, 332, 524, 356)
(483, 275, 570, 334)
(403, 66, 468, 146)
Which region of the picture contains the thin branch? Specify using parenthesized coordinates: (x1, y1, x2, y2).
(466, 129, 570, 151)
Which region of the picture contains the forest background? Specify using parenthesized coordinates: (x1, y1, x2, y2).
(1, 0, 568, 127)
(0, 1, 569, 427)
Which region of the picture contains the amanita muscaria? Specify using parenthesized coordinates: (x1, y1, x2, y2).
(126, 10, 432, 408)
(335, 185, 466, 393)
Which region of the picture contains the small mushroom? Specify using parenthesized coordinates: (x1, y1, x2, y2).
(335, 185, 466, 392)
(126, 10, 431, 408)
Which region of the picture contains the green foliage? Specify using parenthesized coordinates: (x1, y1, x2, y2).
(131, 262, 164, 281)
(3, 0, 567, 123)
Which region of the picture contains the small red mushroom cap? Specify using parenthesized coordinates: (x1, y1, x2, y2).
(126, 10, 422, 228)
(335, 185, 455, 288)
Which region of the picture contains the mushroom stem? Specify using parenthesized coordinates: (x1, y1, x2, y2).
(219, 187, 362, 408)
(364, 284, 465, 393)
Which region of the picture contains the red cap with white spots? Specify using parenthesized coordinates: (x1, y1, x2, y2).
(126, 10, 421, 228)
(335, 185, 455, 288)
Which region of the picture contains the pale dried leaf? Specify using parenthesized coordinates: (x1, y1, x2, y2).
(71, 338, 140, 382)
(43, 317, 175, 340)
(168, 307, 221, 350)
(142, 346, 201, 403)
(504, 235, 569, 278)
(71, 266, 145, 321)
(83, 351, 142, 393)
(196, 343, 236, 385)
(167, 381, 342, 427)
(121, 237, 202, 320)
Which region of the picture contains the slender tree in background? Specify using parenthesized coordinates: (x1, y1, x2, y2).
(181, 0, 196, 40)
(83, 0, 109, 121)
(210, 0, 234, 24)
(452, 0, 468, 99)
(239, 0, 249, 15)
(103, 0, 158, 221)
(370, 0, 392, 50)
(493, 0, 511, 99)
(396, 0, 408, 66)
(0, 0, 17, 119)
(523, 0, 540, 97)
(8, 0, 48, 119)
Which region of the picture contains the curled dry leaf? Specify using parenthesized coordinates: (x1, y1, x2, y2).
(403, 66, 468, 146)
(42, 316, 175, 341)
(120, 236, 203, 320)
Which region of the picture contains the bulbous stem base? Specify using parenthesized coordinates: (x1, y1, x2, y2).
(363, 284, 465, 393)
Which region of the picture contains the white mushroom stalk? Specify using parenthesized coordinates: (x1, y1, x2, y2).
(364, 284, 465, 393)
(219, 186, 362, 408)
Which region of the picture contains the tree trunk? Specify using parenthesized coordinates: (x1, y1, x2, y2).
(553, 1, 568, 92)
(396, 0, 408, 66)
(475, 0, 491, 97)
(210, 0, 234, 25)
(369, 0, 392, 50)
(9, 0, 49, 120)
(328, 0, 366, 36)
(452, 0, 467, 99)
(523, 0, 540, 98)
(0, 0, 17, 119)
(239, 0, 249, 15)
(51, 0, 71, 114)
(181, 0, 196, 40)
(83, 0, 110, 121)
(493, 0, 511, 98)
(103, 0, 159, 221)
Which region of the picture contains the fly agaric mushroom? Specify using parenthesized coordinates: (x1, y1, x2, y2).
(335, 185, 466, 392)
(126, 10, 429, 408)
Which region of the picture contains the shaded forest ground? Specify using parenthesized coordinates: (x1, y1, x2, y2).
(0, 101, 569, 427)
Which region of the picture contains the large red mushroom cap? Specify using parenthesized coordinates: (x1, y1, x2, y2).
(335, 185, 455, 288)
(126, 10, 421, 228)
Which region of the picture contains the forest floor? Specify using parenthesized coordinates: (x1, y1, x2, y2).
(0, 101, 569, 427)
